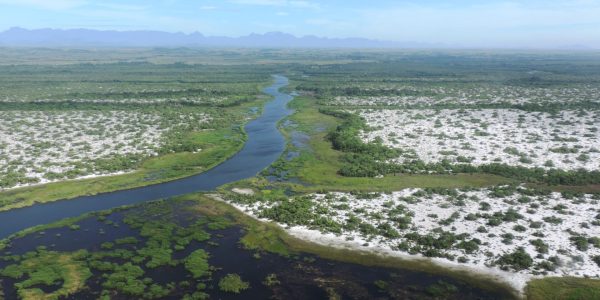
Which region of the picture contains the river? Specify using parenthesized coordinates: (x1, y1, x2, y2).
(0, 75, 293, 238)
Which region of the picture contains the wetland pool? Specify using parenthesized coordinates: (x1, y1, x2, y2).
(0, 199, 513, 299)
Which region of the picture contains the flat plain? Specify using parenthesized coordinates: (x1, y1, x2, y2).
(1, 49, 599, 300)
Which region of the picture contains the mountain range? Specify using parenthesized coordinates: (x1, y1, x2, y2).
(0, 27, 438, 48)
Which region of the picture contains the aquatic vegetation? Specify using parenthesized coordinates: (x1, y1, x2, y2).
(218, 273, 250, 294)
(263, 273, 280, 287)
(184, 249, 210, 278)
(425, 280, 459, 297)
(0, 250, 91, 300)
(0, 200, 221, 298)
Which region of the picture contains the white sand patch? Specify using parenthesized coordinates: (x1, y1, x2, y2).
(5, 171, 131, 191)
(359, 109, 600, 170)
(0, 110, 210, 189)
(328, 84, 600, 107)
(220, 187, 600, 295)
(232, 188, 255, 196)
(286, 225, 531, 295)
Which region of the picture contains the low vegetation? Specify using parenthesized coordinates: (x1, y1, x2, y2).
(3, 49, 600, 299)
(218, 273, 250, 294)
(0, 250, 91, 299)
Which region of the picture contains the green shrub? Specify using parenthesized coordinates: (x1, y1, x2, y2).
(496, 248, 533, 271)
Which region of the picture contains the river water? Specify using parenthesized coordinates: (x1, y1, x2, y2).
(0, 75, 293, 238)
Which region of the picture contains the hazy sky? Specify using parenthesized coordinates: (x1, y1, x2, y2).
(0, 0, 599, 48)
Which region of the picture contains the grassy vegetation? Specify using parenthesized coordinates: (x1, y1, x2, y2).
(0, 85, 275, 211)
(0, 127, 243, 211)
(525, 277, 600, 300)
(190, 194, 290, 256)
(270, 96, 513, 192)
(0, 250, 92, 300)
(184, 249, 210, 279)
(192, 194, 518, 298)
(218, 274, 250, 294)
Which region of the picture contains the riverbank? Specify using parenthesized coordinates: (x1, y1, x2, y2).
(203, 193, 519, 298)
(0, 128, 245, 211)
(0, 81, 273, 212)
(0, 193, 515, 299)
(210, 193, 523, 297)
(214, 190, 600, 299)
(0, 75, 295, 239)
(231, 88, 600, 299)
(0, 126, 246, 212)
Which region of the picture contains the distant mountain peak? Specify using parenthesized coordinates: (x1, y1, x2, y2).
(0, 27, 435, 48)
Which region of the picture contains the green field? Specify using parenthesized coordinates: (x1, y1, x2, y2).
(526, 277, 600, 300)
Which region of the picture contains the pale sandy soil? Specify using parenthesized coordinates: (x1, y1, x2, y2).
(359, 109, 600, 170)
(218, 187, 600, 295)
(328, 84, 600, 106)
(0, 110, 209, 189)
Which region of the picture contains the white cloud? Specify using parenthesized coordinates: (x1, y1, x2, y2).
(0, 0, 86, 10)
(353, 1, 600, 48)
(92, 3, 147, 12)
(229, 0, 319, 9)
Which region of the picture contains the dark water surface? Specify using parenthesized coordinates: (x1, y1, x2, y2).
(0, 75, 293, 238)
(0, 201, 512, 300)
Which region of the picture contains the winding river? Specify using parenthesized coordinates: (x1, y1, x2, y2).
(0, 75, 293, 238)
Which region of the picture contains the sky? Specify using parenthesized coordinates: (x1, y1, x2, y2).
(0, 0, 599, 48)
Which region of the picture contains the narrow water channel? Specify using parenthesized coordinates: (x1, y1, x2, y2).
(0, 75, 294, 238)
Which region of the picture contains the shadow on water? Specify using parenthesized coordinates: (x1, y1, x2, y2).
(0, 75, 294, 239)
